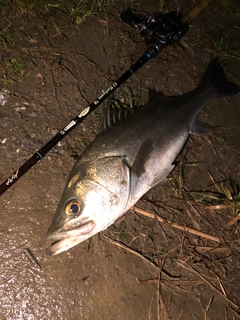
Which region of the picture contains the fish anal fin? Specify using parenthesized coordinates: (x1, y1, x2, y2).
(132, 139, 154, 177)
(191, 119, 212, 136)
(151, 164, 175, 188)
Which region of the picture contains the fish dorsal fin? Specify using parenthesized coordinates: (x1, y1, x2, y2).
(148, 89, 180, 103)
(148, 88, 167, 101)
(100, 100, 135, 132)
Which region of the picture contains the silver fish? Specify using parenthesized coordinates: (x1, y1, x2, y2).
(46, 58, 239, 255)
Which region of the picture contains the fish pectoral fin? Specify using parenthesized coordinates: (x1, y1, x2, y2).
(191, 119, 212, 136)
(132, 138, 155, 177)
(150, 164, 175, 188)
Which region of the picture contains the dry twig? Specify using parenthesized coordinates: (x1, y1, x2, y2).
(227, 213, 240, 227)
(177, 260, 239, 311)
(102, 235, 159, 271)
(133, 206, 221, 243)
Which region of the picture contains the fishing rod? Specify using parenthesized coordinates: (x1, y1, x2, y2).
(0, 0, 214, 196)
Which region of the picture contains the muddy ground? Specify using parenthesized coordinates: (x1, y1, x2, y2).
(0, 0, 240, 319)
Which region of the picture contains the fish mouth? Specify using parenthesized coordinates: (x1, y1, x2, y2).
(46, 220, 95, 256)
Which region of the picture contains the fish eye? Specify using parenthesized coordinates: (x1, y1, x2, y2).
(65, 200, 81, 217)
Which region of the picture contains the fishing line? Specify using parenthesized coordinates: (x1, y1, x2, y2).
(0, 0, 214, 196)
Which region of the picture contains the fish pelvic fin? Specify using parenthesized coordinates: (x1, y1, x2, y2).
(191, 119, 212, 135)
(151, 164, 175, 188)
(203, 57, 240, 98)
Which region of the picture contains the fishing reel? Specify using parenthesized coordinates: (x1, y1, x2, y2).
(121, 9, 188, 49)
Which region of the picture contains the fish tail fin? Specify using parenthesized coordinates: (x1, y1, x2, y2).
(203, 57, 239, 97)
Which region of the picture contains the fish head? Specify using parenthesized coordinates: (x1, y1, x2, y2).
(46, 157, 130, 255)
